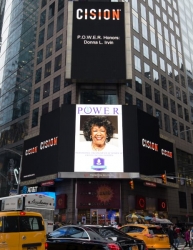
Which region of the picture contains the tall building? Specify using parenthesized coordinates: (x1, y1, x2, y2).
(0, 0, 193, 224)
(0, 0, 6, 51)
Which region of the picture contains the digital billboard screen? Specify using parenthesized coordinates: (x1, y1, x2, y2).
(74, 105, 123, 172)
(71, 2, 126, 82)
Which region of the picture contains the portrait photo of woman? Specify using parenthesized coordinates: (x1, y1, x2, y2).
(82, 116, 117, 151)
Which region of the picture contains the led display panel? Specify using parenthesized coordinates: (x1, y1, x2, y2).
(71, 2, 126, 82)
(74, 105, 123, 172)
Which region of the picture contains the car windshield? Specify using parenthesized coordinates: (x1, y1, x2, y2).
(91, 227, 129, 238)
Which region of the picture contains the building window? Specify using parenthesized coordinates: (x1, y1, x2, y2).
(56, 34, 63, 51)
(135, 76, 142, 94)
(45, 61, 51, 78)
(58, 0, 64, 11)
(182, 91, 187, 105)
(160, 57, 165, 72)
(35, 68, 42, 83)
(167, 64, 172, 78)
(150, 30, 156, 47)
(158, 37, 163, 54)
(145, 82, 152, 99)
(163, 94, 168, 109)
(53, 75, 61, 93)
(49, 2, 55, 19)
(41, 0, 47, 8)
(134, 36, 140, 51)
(132, 0, 138, 11)
(38, 29, 45, 46)
(157, 20, 162, 35)
(34, 87, 40, 104)
(142, 23, 148, 40)
(148, 0, 153, 9)
(155, 109, 162, 128)
(186, 126, 192, 143)
(40, 10, 46, 27)
(32, 108, 39, 128)
(161, 75, 167, 90)
(153, 69, 159, 85)
(155, 5, 160, 16)
(141, 4, 146, 20)
(57, 13, 64, 32)
(132, 14, 139, 32)
(42, 103, 49, 115)
(64, 91, 72, 104)
(169, 81, 174, 95)
(164, 113, 171, 133)
(52, 97, 60, 110)
(176, 86, 181, 100)
(163, 12, 167, 23)
(54, 54, 62, 71)
(144, 63, 151, 79)
(143, 43, 149, 58)
(46, 42, 53, 58)
(184, 108, 189, 122)
(149, 12, 154, 27)
(181, 74, 185, 87)
(178, 104, 183, 118)
(47, 21, 54, 39)
(43, 81, 50, 99)
(174, 69, 179, 83)
(136, 98, 143, 110)
(172, 51, 177, 66)
(165, 44, 171, 60)
(125, 92, 133, 105)
(37, 49, 43, 64)
(170, 99, 176, 114)
(172, 118, 178, 136)
(164, 27, 169, 41)
(152, 51, 157, 65)
(178, 191, 187, 209)
(154, 89, 160, 105)
(146, 104, 153, 115)
(179, 122, 185, 140)
(134, 55, 141, 72)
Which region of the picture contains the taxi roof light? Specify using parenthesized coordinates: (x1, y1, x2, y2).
(20, 211, 26, 216)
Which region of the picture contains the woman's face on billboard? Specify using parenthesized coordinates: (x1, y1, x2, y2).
(91, 125, 107, 148)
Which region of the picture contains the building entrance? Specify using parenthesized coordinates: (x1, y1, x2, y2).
(77, 209, 120, 225)
(90, 209, 106, 225)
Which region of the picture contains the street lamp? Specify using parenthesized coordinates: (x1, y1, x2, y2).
(3, 148, 23, 195)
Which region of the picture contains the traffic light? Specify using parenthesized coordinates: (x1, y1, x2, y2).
(129, 180, 134, 189)
(161, 174, 167, 184)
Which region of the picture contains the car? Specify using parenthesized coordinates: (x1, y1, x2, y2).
(119, 224, 170, 250)
(46, 224, 147, 250)
(0, 210, 46, 250)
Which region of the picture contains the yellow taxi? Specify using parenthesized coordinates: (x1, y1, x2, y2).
(119, 224, 170, 250)
(0, 210, 46, 250)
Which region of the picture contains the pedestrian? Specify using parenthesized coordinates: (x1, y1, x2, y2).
(184, 228, 191, 248)
(168, 225, 178, 250)
(173, 226, 180, 248)
(190, 227, 193, 247)
(53, 221, 59, 231)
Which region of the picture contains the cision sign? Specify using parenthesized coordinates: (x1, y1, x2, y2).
(71, 2, 126, 82)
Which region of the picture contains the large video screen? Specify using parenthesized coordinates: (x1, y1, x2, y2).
(74, 105, 123, 172)
(71, 2, 126, 81)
